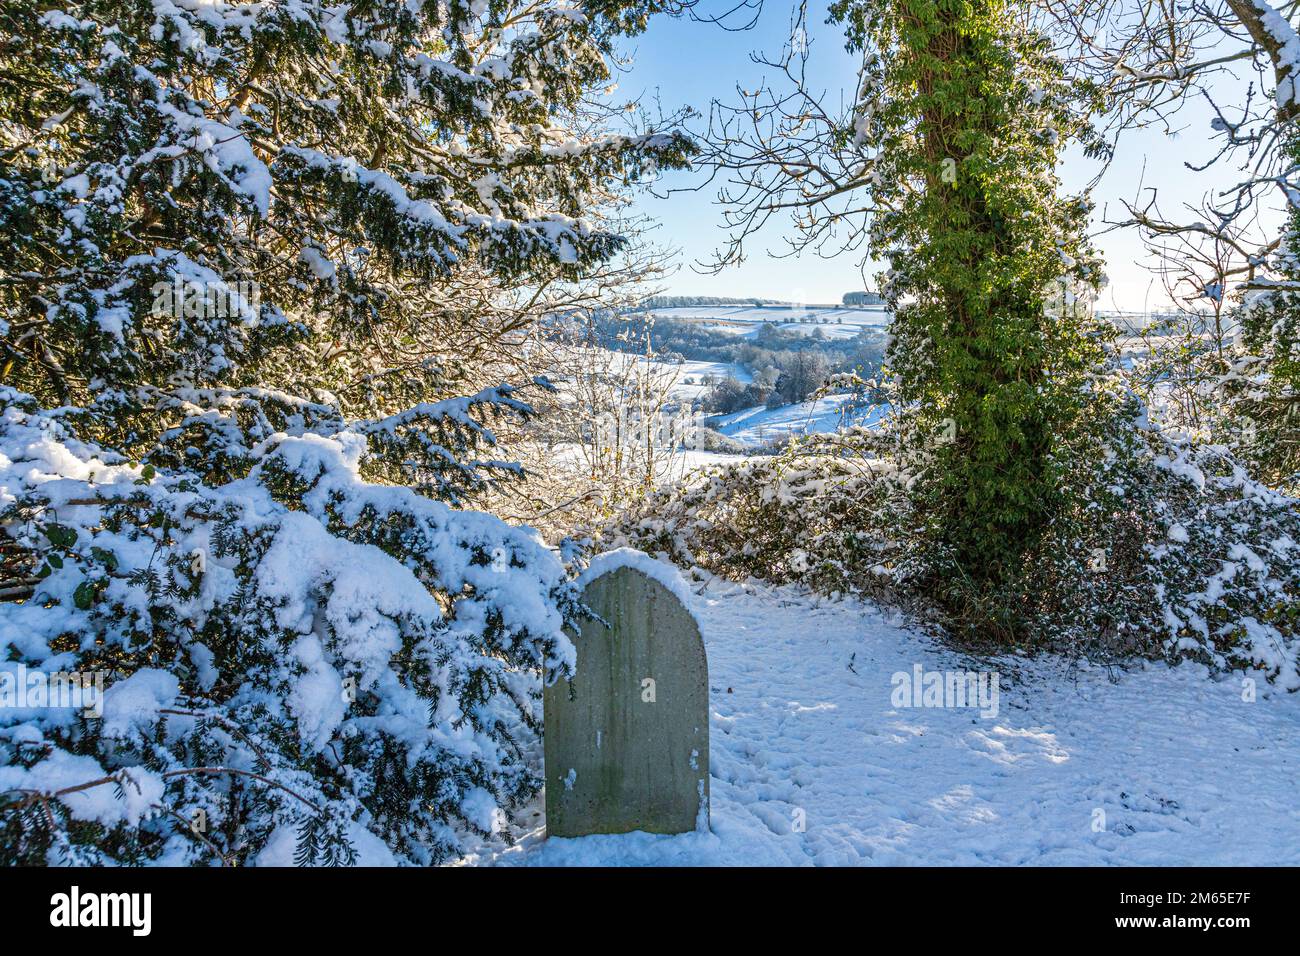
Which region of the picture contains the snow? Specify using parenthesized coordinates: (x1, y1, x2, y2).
(459, 787, 500, 833)
(466, 576, 1300, 866)
(643, 304, 890, 341)
(298, 246, 337, 282)
(668, 360, 753, 401)
(1248, 0, 1300, 111)
(709, 395, 889, 448)
(256, 820, 398, 867)
(576, 548, 696, 608)
(1154, 450, 1207, 491)
(100, 669, 180, 740)
(0, 751, 163, 830)
(151, 101, 272, 218)
(673, 448, 763, 470)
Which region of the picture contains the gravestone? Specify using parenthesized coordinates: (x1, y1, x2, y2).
(544, 562, 709, 837)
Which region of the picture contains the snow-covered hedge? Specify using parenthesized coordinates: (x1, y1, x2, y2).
(589, 424, 913, 602)
(594, 397, 1300, 687)
(1026, 398, 1300, 685)
(0, 388, 577, 864)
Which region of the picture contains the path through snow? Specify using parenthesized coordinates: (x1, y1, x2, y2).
(469, 577, 1300, 866)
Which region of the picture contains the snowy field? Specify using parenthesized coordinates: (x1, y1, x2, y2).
(643, 304, 890, 340)
(467, 575, 1300, 866)
(549, 350, 885, 453)
(669, 360, 753, 402)
(708, 395, 889, 447)
(553, 351, 750, 403)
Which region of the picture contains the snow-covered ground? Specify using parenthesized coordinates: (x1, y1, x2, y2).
(466, 576, 1300, 866)
(708, 395, 888, 447)
(669, 360, 753, 402)
(551, 350, 749, 403)
(546, 348, 887, 454)
(644, 304, 890, 340)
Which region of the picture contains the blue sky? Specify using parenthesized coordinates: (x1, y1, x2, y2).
(615, 2, 1261, 312)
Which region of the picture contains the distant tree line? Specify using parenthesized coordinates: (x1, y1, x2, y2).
(636, 295, 777, 309)
(842, 291, 886, 305)
(636, 292, 886, 309)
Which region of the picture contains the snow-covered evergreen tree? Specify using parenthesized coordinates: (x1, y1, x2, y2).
(0, 0, 691, 864)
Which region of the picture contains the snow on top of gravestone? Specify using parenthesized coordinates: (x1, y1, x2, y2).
(577, 548, 697, 613)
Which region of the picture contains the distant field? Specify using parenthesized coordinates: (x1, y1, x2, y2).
(640, 304, 1160, 340)
(670, 359, 754, 402)
(641, 304, 891, 340)
(706, 395, 888, 448)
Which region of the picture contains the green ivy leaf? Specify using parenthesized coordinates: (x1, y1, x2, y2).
(73, 581, 95, 610)
(90, 547, 119, 572)
(43, 524, 76, 548)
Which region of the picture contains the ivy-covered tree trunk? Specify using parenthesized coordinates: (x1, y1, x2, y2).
(836, 0, 1106, 618)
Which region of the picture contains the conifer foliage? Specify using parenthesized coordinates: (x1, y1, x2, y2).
(0, 0, 691, 864)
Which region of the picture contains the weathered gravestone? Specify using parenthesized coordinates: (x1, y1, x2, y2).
(544, 558, 709, 837)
